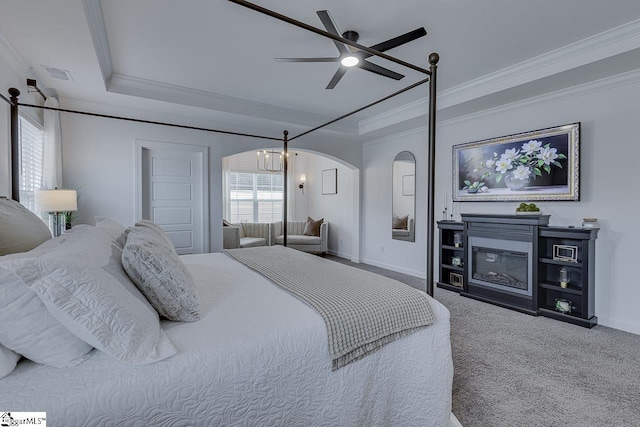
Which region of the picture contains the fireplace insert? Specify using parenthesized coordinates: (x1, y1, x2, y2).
(461, 213, 549, 314)
(471, 245, 530, 295)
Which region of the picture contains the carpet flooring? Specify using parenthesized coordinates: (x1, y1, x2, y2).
(325, 255, 640, 427)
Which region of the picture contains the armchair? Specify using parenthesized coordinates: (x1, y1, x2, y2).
(392, 218, 415, 242)
(272, 220, 329, 254)
(223, 222, 272, 249)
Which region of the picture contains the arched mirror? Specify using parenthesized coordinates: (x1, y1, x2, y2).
(392, 151, 416, 242)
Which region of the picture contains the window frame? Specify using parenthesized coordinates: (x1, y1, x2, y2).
(226, 170, 284, 223)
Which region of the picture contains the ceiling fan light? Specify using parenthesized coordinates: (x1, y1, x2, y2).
(341, 56, 359, 67)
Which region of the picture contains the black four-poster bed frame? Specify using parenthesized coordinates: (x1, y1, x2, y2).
(2, 0, 440, 296)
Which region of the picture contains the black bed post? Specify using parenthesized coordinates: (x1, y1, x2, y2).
(9, 88, 20, 202)
(426, 53, 439, 297)
(283, 130, 289, 247)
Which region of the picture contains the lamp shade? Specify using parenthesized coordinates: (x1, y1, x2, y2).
(34, 189, 78, 212)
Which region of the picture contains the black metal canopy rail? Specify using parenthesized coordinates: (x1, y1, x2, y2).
(5, 0, 439, 295)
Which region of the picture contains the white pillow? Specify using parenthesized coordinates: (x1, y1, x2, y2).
(12, 258, 177, 365)
(0, 344, 22, 379)
(0, 197, 51, 255)
(95, 216, 126, 247)
(0, 264, 93, 367)
(3, 225, 176, 365)
(122, 225, 201, 322)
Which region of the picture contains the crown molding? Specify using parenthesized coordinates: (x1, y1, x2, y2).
(80, 2, 356, 134)
(359, 19, 640, 134)
(361, 67, 640, 143)
(439, 18, 640, 110)
(0, 31, 54, 100)
(0, 31, 30, 77)
(362, 124, 426, 147)
(57, 96, 323, 140)
(439, 67, 640, 128)
(359, 96, 426, 135)
(82, 0, 113, 87)
(107, 73, 357, 133)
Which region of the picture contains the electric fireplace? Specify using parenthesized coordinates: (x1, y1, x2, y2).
(468, 236, 532, 297)
(461, 214, 549, 314)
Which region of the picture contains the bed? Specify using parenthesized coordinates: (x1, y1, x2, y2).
(2, 2, 451, 424)
(0, 213, 453, 426)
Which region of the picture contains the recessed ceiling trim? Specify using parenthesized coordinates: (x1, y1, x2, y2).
(82, 1, 357, 134)
(439, 17, 640, 110)
(359, 18, 640, 135)
(107, 73, 358, 133)
(82, 0, 113, 87)
(0, 30, 29, 76)
(439, 67, 640, 128)
(0, 32, 54, 99)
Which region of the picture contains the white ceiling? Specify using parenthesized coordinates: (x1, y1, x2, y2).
(1, 0, 640, 141)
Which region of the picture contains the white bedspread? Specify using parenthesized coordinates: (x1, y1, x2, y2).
(0, 253, 453, 426)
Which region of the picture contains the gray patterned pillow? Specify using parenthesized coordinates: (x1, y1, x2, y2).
(122, 225, 201, 321)
(135, 219, 175, 249)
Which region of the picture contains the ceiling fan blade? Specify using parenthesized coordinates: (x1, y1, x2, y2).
(316, 10, 349, 56)
(358, 60, 404, 80)
(361, 27, 427, 59)
(326, 67, 348, 89)
(275, 57, 341, 63)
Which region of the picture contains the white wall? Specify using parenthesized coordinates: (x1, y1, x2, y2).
(362, 72, 640, 334)
(362, 129, 427, 279)
(59, 112, 361, 253)
(305, 153, 356, 260)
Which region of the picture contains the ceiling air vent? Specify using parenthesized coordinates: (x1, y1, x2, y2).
(41, 65, 74, 82)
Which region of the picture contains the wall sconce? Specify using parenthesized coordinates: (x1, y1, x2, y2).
(299, 174, 306, 195)
(34, 189, 78, 237)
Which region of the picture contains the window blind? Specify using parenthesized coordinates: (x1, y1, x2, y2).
(227, 171, 283, 223)
(18, 116, 45, 213)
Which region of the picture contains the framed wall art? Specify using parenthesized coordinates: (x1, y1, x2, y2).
(402, 174, 415, 196)
(452, 123, 580, 202)
(322, 168, 337, 195)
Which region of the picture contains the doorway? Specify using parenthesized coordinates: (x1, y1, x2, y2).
(135, 140, 209, 254)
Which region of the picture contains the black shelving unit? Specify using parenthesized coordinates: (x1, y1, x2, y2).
(437, 221, 465, 292)
(537, 226, 598, 328)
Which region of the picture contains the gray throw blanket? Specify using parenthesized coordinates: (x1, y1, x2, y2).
(225, 246, 434, 370)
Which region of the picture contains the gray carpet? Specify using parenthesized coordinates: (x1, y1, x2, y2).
(325, 255, 640, 427)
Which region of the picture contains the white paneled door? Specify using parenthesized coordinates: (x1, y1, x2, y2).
(136, 140, 209, 255)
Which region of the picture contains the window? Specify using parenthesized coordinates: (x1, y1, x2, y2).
(18, 116, 45, 213)
(227, 171, 283, 223)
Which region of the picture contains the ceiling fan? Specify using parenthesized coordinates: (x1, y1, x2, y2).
(275, 10, 427, 89)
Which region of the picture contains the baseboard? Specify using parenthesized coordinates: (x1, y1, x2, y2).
(596, 316, 640, 336)
(361, 257, 425, 279)
(326, 249, 352, 259)
(450, 412, 463, 427)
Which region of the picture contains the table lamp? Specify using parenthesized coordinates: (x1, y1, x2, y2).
(34, 189, 78, 237)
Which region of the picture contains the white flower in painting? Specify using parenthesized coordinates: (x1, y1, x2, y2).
(485, 159, 495, 168)
(495, 158, 513, 174)
(500, 148, 520, 163)
(512, 165, 531, 180)
(521, 140, 542, 155)
(536, 146, 559, 165)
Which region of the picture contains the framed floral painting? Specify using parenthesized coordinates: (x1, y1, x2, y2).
(452, 123, 580, 202)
